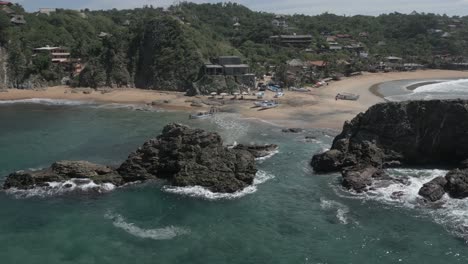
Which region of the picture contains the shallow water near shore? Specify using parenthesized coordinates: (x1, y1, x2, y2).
(1, 102, 467, 263)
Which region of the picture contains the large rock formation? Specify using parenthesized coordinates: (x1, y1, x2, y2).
(311, 100, 468, 196)
(3, 161, 122, 190)
(4, 124, 262, 194)
(118, 123, 257, 193)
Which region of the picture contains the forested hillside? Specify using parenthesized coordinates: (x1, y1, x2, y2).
(1, 2, 467, 91)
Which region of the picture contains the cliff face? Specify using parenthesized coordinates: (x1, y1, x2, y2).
(311, 100, 468, 198)
(0, 46, 7, 89)
(312, 100, 468, 172)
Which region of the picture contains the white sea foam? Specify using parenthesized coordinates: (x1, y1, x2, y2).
(0, 98, 95, 105)
(320, 198, 352, 225)
(211, 113, 249, 143)
(5, 178, 116, 198)
(386, 79, 468, 101)
(162, 170, 275, 200)
(255, 149, 279, 162)
(413, 79, 468, 94)
(104, 212, 190, 240)
(341, 168, 468, 240)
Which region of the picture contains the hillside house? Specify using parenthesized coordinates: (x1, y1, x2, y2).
(34, 46, 71, 63)
(287, 59, 305, 75)
(270, 34, 313, 46)
(0, 5, 14, 15)
(10, 15, 26, 25)
(204, 56, 250, 76)
(272, 15, 288, 28)
(0, 1, 12, 6)
(39, 8, 56, 15)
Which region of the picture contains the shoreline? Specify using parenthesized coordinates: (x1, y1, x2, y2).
(2, 70, 468, 130)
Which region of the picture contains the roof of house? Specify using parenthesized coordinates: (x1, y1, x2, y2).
(386, 56, 403, 60)
(34, 46, 68, 51)
(223, 64, 249, 68)
(0, 1, 12, 5)
(204, 64, 224, 69)
(287, 59, 304, 67)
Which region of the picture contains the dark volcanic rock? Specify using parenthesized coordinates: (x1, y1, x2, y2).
(418, 177, 447, 202)
(445, 169, 468, 199)
(118, 123, 258, 193)
(311, 100, 468, 193)
(233, 144, 279, 158)
(312, 100, 468, 172)
(342, 166, 383, 192)
(3, 161, 122, 190)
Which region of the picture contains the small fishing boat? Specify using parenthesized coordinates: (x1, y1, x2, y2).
(189, 112, 213, 119)
(274, 92, 285, 98)
(254, 100, 270, 107)
(260, 101, 279, 110)
(335, 93, 360, 101)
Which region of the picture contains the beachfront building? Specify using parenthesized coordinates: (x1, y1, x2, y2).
(204, 56, 250, 76)
(269, 34, 313, 46)
(202, 56, 255, 90)
(34, 46, 71, 63)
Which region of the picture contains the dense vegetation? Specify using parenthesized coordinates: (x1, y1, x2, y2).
(2, 2, 468, 90)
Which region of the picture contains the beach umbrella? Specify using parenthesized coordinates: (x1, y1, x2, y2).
(233, 92, 240, 95)
(210, 92, 217, 96)
(220, 93, 228, 96)
(242, 92, 249, 95)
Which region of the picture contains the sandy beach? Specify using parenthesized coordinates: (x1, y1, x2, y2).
(1, 69, 468, 130)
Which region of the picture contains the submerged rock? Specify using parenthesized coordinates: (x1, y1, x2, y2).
(3, 161, 122, 190)
(118, 123, 258, 193)
(282, 128, 304, 133)
(341, 166, 383, 192)
(311, 100, 468, 194)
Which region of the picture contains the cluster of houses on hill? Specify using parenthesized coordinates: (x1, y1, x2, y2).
(202, 56, 256, 89)
(33, 45, 83, 76)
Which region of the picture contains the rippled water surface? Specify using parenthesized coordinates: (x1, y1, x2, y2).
(0, 102, 467, 263)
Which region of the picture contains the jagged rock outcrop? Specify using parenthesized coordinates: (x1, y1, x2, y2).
(418, 177, 447, 202)
(118, 123, 257, 193)
(445, 169, 468, 199)
(311, 100, 468, 194)
(4, 124, 266, 194)
(232, 144, 278, 158)
(3, 161, 122, 190)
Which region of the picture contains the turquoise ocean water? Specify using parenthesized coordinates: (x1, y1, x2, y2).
(0, 100, 467, 264)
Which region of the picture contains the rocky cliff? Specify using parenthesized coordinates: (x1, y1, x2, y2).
(311, 100, 468, 199)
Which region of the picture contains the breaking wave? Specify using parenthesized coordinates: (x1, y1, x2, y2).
(340, 168, 468, 240)
(0, 98, 96, 105)
(104, 212, 190, 240)
(162, 170, 275, 200)
(211, 113, 249, 143)
(386, 79, 468, 101)
(5, 178, 116, 199)
(255, 149, 279, 162)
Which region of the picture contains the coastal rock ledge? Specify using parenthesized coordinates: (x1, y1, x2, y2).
(3, 124, 276, 194)
(311, 100, 468, 201)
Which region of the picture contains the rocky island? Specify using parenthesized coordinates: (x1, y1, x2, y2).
(311, 100, 468, 202)
(3, 124, 278, 194)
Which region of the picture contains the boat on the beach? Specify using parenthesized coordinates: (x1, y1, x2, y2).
(274, 92, 285, 98)
(260, 101, 279, 110)
(291, 87, 310, 92)
(335, 93, 360, 101)
(254, 100, 270, 107)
